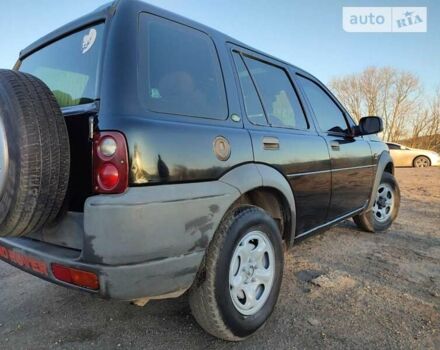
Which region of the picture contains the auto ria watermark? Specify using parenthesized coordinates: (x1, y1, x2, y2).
(343, 7, 427, 32)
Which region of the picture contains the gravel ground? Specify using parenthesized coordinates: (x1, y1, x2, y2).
(0, 168, 439, 349)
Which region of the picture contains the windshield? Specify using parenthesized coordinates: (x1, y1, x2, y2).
(19, 23, 104, 108)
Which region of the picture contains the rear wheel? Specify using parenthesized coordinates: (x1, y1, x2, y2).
(413, 156, 430, 168)
(353, 172, 400, 232)
(189, 206, 284, 341)
(0, 69, 70, 237)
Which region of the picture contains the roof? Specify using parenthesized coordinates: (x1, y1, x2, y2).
(18, 0, 308, 75)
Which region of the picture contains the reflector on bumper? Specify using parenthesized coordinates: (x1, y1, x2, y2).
(51, 264, 99, 290)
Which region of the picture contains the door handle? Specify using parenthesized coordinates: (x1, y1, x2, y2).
(330, 141, 340, 151)
(263, 136, 280, 150)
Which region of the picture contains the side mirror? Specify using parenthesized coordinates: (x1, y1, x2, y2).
(356, 116, 383, 136)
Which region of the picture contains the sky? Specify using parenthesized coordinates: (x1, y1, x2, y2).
(1, 0, 439, 94)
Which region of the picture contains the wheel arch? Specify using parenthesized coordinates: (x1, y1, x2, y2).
(219, 163, 296, 247)
(384, 160, 394, 174)
(367, 151, 394, 210)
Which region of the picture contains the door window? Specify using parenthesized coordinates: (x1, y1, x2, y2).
(296, 75, 349, 134)
(232, 52, 267, 125)
(242, 56, 308, 130)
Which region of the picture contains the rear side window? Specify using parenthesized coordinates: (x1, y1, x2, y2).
(243, 56, 308, 130)
(296, 75, 349, 134)
(19, 24, 104, 108)
(145, 14, 227, 119)
(232, 52, 267, 125)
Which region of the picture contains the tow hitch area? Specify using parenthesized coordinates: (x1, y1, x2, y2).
(0, 245, 48, 277)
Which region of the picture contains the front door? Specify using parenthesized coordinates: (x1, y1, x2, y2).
(295, 74, 374, 220)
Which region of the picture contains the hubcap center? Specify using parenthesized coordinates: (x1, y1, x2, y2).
(246, 264, 255, 278)
(377, 197, 387, 208)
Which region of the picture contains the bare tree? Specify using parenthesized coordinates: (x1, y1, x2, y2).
(409, 110, 430, 147)
(400, 89, 440, 152)
(424, 89, 440, 150)
(331, 74, 363, 121)
(329, 67, 422, 142)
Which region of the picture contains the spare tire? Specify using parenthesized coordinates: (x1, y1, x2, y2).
(0, 69, 70, 237)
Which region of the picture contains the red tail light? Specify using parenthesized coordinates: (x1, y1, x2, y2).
(93, 132, 129, 194)
(98, 163, 119, 189)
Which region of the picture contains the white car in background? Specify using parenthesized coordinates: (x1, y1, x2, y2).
(386, 142, 440, 167)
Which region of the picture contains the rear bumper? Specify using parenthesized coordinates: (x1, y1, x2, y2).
(0, 181, 240, 300)
(0, 237, 204, 300)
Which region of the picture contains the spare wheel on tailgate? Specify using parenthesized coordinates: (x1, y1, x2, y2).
(0, 69, 70, 237)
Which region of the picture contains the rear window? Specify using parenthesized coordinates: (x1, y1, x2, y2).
(143, 14, 227, 119)
(387, 143, 401, 150)
(19, 23, 104, 108)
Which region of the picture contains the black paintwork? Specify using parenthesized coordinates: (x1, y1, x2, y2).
(15, 0, 390, 237)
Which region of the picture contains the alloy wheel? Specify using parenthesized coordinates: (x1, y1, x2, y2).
(229, 230, 275, 316)
(372, 183, 394, 222)
(415, 156, 430, 168)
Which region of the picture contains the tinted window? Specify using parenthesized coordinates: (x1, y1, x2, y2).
(243, 56, 308, 129)
(20, 24, 104, 108)
(232, 52, 267, 125)
(387, 143, 401, 150)
(297, 75, 349, 133)
(145, 15, 227, 119)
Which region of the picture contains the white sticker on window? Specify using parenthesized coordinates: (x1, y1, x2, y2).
(150, 88, 161, 99)
(82, 28, 97, 54)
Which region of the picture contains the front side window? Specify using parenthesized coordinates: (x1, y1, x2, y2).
(20, 24, 104, 108)
(243, 56, 308, 130)
(296, 75, 349, 134)
(145, 14, 227, 119)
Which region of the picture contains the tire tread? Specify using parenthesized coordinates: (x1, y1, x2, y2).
(189, 206, 275, 341)
(0, 69, 70, 237)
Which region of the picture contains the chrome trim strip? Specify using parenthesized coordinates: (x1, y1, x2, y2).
(295, 205, 366, 240)
(287, 168, 330, 178)
(332, 164, 375, 172)
(287, 164, 375, 178)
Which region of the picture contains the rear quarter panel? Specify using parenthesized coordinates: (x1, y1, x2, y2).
(98, 115, 253, 185)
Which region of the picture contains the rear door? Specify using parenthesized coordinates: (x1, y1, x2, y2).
(295, 74, 374, 220)
(229, 45, 331, 235)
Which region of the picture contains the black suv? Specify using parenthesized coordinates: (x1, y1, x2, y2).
(0, 0, 400, 341)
